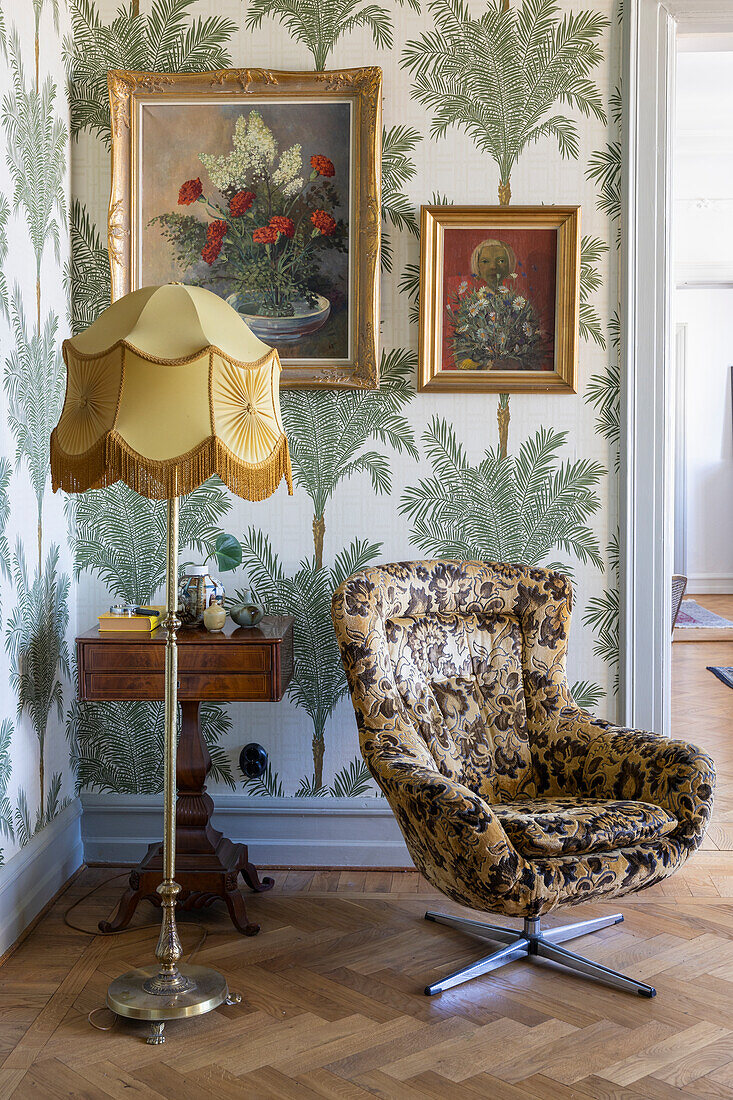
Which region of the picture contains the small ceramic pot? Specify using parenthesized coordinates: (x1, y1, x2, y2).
(230, 589, 265, 628)
(203, 601, 227, 633)
(178, 565, 224, 625)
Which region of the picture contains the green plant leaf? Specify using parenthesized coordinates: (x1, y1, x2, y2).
(579, 234, 608, 349)
(66, 0, 236, 147)
(381, 125, 421, 271)
(586, 85, 622, 238)
(281, 347, 417, 521)
(244, 0, 416, 73)
(401, 418, 604, 571)
(72, 477, 231, 604)
(585, 318, 620, 472)
(239, 531, 382, 789)
(3, 290, 65, 566)
(5, 543, 70, 831)
(581, 532, 620, 694)
(570, 679, 605, 711)
(67, 199, 110, 334)
(3, 29, 67, 304)
(213, 532, 242, 573)
(295, 774, 328, 797)
(0, 719, 14, 855)
(242, 762, 284, 798)
(68, 699, 235, 793)
(401, 0, 608, 192)
(330, 756, 373, 797)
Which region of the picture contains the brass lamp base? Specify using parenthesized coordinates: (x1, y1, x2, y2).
(107, 963, 229, 1043)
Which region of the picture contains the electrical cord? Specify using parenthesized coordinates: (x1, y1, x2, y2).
(88, 1007, 117, 1031)
(64, 871, 159, 936)
(65, 871, 212, 1031)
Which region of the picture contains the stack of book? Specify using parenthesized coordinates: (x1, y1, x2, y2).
(98, 606, 165, 633)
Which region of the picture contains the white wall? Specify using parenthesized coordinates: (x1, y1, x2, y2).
(675, 51, 733, 287)
(674, 289, 733, 592)
(673, 49, 733, 593)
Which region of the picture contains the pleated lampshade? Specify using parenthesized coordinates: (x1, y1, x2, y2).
(51, 284, 292, 502)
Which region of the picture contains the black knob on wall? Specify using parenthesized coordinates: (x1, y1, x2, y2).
(239, 742, 268, 780)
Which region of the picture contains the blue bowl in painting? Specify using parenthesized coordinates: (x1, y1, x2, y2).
(226, 293, 330, 344)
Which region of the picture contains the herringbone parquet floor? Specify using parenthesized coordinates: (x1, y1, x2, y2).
(2, 604, 733, 1099)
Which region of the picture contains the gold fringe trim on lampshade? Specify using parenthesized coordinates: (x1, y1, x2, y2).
(50, 428, 110, 494)
(51, 427, 293, 502)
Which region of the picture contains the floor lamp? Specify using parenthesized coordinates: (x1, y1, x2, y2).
(51, 284, 292, 1042)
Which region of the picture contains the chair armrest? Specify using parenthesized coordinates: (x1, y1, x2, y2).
(368, 749, 532, 912)
(579, 721, 715, 847)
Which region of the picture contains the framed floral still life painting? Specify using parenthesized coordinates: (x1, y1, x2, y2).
(418, 206, 580, 393)
(107, 67, 382, 388)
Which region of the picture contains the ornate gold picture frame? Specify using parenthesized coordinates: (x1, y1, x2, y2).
(108, 67, 382, 388)
(418, 206, 580, 393)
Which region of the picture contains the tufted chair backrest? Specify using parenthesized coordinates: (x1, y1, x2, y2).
(332, 560, 575, 804)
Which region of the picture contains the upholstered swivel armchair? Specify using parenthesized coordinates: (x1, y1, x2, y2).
(332, 561, 715, 998)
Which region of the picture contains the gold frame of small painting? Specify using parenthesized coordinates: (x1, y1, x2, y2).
(418, 205, 580, 393)
(107, 66, 382, 389)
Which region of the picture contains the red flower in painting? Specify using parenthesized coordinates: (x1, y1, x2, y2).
(201, 220, 227, 264)
(269, 215, 295, 238)
(311, 209, 337, 236)
(311, 154, 335, 177)
(252, 226, 279, 244)
(230, 190, 256, 216)
(159, 118, 344, 318)
(201, 238, 223, 265)
(178, 178, 203, 205)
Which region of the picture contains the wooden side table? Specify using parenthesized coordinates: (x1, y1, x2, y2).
(76, 616, 294, 935)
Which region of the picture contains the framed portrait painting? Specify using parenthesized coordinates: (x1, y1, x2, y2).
(107, 67, 382, 388)
(418, 206, 581, 393)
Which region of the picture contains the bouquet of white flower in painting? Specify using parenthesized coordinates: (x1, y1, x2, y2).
(447, 281, 550, 372)
(151, 111, 346, 338)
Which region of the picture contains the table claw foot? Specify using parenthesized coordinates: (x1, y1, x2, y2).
(146, 1022, 165, 1045)
(98, 874, 142, 933)
(224, 875, 261, 936)
(240, 861, 274, 893)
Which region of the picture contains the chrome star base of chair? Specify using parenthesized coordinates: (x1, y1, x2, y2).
(424, 911, 656, 998)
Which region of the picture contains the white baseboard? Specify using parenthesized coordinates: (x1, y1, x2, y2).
(687, 574, 733, 595)
(80, 793, 413, 868)
(0, 799, 83, 957)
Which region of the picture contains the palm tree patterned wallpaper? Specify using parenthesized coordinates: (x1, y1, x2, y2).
(0, 1, 74, 865)
(0, 0, 624, 850)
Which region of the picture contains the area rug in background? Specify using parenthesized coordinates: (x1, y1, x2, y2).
(673, 600, 733, 641)
(677, 601, 733, 628)
(708, 667, 733, 689)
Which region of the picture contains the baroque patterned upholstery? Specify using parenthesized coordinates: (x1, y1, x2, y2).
(332, 561, 715, 996)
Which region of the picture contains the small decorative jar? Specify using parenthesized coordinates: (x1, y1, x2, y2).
(230, 588, 265, 628)
(203, 600, 227, 633)
(178, 565, 225, 625)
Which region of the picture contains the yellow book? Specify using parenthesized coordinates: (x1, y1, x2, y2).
(98, 606, 165, 632)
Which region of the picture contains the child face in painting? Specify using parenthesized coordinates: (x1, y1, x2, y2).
(473, 241, 512, 290)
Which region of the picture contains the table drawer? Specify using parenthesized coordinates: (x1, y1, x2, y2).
(84, 644, 270, 673)
(82, 671, 272, 701)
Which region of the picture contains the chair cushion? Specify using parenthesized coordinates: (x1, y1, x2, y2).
(493, 797, 678, 858)
(384, 610, 535, 802)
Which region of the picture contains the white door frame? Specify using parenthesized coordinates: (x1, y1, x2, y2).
(621, 0, 733, 735)
(673, 323, 687, 576)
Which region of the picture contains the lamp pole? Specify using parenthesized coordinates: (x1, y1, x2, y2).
(106, 487, 230, 1043)
(145, 493, 192, 996)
